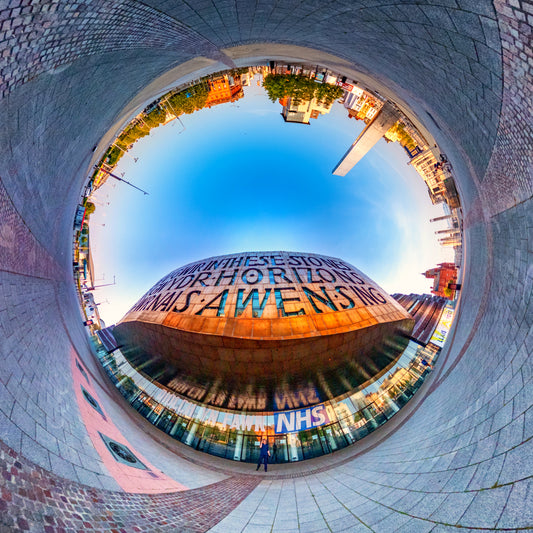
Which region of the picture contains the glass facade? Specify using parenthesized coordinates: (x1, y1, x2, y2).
(91, 336, 441, 464)
(113, 252, 415, 411)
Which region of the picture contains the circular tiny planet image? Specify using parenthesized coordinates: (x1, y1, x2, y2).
(75, 62, 462, 463)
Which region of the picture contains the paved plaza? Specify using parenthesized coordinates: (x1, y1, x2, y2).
(0, 0, 531, 531)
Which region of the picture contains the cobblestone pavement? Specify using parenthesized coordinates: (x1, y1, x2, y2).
(0, 0, 531, 531)
(0, 439, 261, 532)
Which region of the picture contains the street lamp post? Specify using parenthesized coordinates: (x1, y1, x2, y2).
(162, 98, 186, 134)
(86, 275, 116, 291)
(95, 166, 148, 195)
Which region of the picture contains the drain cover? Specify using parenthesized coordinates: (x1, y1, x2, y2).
(99, 433, 148, 470)
(76, 359, 89, 382)
(81, 386, 105, 418)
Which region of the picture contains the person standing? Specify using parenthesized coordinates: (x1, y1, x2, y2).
(256, 437, 270, 472)
(272, 442, 278, 463)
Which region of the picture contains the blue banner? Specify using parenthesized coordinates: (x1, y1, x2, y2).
(274, 404, 330, 434)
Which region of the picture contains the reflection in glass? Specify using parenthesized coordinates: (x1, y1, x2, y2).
(91, 324, 446, 464)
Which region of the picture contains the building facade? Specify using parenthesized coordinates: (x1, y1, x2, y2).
(114, 251, 414, 412)
(280, 96, 333, 124)
(333, 101, 400, 176)
(205, 74, 244, 108)
(423, 262, 459, 300)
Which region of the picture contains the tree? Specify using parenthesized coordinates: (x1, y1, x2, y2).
(262, 74, 286, 102)
(263, 73, 343, 105)
(143, 106, 167, 127)
(101, 80, 210, 172)
(315, 81, 343, 104)
(84, 201, 96, 216)
(116, 122, 150, 148)
(166, 83, 209, 115)
(105, 145, 123, 166)
(386, 122, 418, 152)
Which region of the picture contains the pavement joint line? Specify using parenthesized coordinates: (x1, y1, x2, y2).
(268, 476, 284, 533)
(304, 475, 334, 533)
(325, 467, 532, 531)
(239, 478, 275, 531)
(317, 471, 375, 532)
(488, 192, 533, 217)
(325, 466, 533, 496)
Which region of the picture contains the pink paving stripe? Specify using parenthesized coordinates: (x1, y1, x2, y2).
(71, 350, 187, 493)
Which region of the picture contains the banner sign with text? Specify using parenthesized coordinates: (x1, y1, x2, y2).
(274, 404, 330, 434)
(429, 303, 455, 348)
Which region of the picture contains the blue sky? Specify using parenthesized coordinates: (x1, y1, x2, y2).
(90, 75, 452, 325)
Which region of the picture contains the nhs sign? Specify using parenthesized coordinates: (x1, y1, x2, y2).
(274, 405, 330, 434)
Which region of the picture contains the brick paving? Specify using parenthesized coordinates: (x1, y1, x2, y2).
(0, 0, 233, 99)
(480, 0, 533, 216)
(0, 177, 62, 280)
(0, 438, 260, 532)
(0, 0, 531, 531)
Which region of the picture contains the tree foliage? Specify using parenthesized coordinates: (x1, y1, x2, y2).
(314, 80, 344, 104)
(116, 121, 150, 150)
(143, 106, 167, 127)
(114, 100, 177, 152)
(165, 83, 209, 115)
(387, 122, 417, 151)
(105, 145, 123, 166)
(84, 201, 96, 216)
(263, 74, 343, 105)
(99, 74, 229, 171)
(109, 83, 210, 158)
